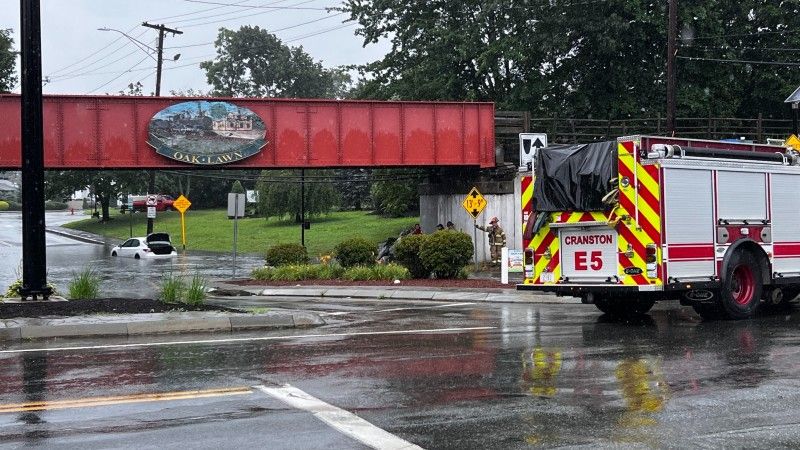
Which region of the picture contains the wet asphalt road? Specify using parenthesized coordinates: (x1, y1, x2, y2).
(1, 297, 800, 448)
(0, 212, 263, 298)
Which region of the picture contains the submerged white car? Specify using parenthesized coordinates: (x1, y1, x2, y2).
(110, 233, 177, 259)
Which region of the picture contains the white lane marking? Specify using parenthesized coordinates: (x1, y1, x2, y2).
(0, 326, 495, 354)
(320, 302, 476, 316)
(371, 302, 478, 314)
(256, 384, 423, 450)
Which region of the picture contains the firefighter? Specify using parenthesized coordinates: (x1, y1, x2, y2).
(475, 216, 506, 265)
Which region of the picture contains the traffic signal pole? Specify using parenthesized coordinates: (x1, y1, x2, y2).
(19, 0, 52, 300)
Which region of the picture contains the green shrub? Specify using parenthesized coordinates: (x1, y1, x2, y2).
(4, 279, 58, 298)
(372, 263, 411, 281)
(68, 268, 100, 299)
(251, 264, 345, 281)
(419, 230, 474, 279)
(334, 237, 376, 268)
(159, 273, 186, 304)
(265, 243, 309, 266)
(184, 274, 207, 306)
(393, 234, 430, 278)
(44, 200, 68, 210)
(5, 201, 21, 211)
(342, 266, 375, 281)
(0, 201, 8, 211)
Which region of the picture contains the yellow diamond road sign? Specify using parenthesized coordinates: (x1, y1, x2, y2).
(173, 194, 192, 214)
(786, 134, 800, 151)
(462, 187, 487, 219)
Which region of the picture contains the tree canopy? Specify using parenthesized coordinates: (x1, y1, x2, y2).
(0, 29, 17, 93)
(201, 26, 350, 98)
(344, 0, 800, 119)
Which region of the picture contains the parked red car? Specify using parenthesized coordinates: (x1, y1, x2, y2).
(130, 194, 175, 212)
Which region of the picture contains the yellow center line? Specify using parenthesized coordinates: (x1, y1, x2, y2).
(0, 386, 253, 413)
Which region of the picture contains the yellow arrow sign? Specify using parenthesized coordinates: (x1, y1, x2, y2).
(462, 187, 487, 219)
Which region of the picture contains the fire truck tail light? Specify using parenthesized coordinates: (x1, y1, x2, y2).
(645, 244, 657, 263)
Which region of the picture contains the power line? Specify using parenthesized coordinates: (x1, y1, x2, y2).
(86, 54, 153, 94)
(170, 0, 302, 25)
(45, 25, 140, 76)
(685, 29, 799, 41)
(681, 44, 800, 52)
(46, 29, 150, 79)
(147, 0, 254, 22)
(285, 22, 355, 43)
(47, 48, 143, 83)
(165, 12, 346, 49)
(677, 55, 800, 67)
(179, 0, 322, 28)
(183, 0, 328, 11)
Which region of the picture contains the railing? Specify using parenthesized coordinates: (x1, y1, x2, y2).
(496, 111, 792, 144)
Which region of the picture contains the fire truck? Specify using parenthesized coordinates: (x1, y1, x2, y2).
(518, 136, 800, 319)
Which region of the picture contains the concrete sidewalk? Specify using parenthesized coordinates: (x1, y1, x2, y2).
(0, 309, 324, 342)
(210, 282, 580, 305)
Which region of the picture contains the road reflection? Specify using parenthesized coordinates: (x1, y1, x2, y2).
(0, 303, 797, 447)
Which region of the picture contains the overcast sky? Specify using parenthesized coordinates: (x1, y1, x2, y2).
(1, 0, 389, 95)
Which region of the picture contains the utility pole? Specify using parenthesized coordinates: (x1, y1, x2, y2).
(666, 0, 677, 136)
(19, 0, 52, 300)
(300, 169, 306, 247)
(142, 22, 182, 234)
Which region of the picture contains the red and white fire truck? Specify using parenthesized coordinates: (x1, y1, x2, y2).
(518, 135, 800, 319)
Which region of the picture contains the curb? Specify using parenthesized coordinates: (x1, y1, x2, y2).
(245, 286, 579, 304)
(0, 312, 325, 342)
(45, 227, 107, 245)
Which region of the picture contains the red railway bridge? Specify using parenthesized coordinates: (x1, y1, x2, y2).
(0, 95, 495, 170)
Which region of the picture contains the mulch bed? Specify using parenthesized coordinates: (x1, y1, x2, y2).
(232, 278, 511, 289)
(0, 298, 239, 320)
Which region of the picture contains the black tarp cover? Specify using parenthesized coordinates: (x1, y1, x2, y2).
(533, 141, 617, 212)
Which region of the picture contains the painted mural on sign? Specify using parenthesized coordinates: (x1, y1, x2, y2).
(147, 101, 266, 165)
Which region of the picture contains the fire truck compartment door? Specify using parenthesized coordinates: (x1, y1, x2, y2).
(560, 228, 618, 280)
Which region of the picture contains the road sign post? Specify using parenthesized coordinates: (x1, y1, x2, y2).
(228, 193, 246, 278)
(173, 195, 192, 251)
(519, 133, 547, 171)
(461, 187, 487, 270)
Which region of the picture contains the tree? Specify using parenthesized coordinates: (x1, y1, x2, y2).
(334, 169, 371, 210)
(230, 180, 245, 194)
(45, 171, 148, 222)
(370, 169, 422, 217)
(256, 170, 338, 221)
(344, 0, 800, 120)
(201, 26, 350, 98)
(0, 29, 17, 93)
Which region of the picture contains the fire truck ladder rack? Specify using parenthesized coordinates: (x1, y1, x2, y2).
(647, 144, 800, 166)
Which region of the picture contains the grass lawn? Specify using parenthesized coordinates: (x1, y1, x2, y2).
(63, 209, 418, 256)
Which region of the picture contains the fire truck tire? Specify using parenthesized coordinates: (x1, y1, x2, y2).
(719, 249, 763, 319)
(594, 297, 655, 316)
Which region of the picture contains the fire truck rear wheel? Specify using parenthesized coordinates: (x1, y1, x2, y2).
(719, 249, 763, 319)
(594, 297, 655, 316)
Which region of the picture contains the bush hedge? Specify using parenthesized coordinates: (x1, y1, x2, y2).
(44, 200, 68, 210)
(265, 243, 309, 266)
(419, 230, 474, 279)
(334, 237, 375, 268)
(393, 234, 430, 279)
(0, 201, 8, 211)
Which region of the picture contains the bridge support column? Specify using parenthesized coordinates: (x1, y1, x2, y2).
(419, 164, 521, 264)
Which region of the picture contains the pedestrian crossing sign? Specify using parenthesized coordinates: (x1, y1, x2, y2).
(462, 187, 487, 219)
